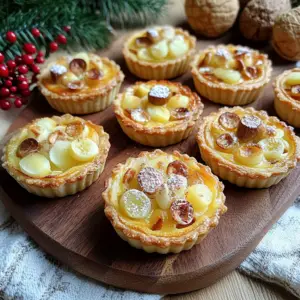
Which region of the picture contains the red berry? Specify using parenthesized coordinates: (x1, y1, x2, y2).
(4, 80, 12, 87)
(17, 75, 27, 82)
(6, 31, 17, 43)
(23, 43, 36, 54)
(7, 60, 16, 70)
(21, 89, 31, 97)
(10, 86, 17, 93)
(31, 28, 40, 38)
(0, 53, 4, 63)
(0, 87, 10, 97)
(35, 56, 45, 64)
(49, 42, 58, 52)
(0, 64, 9, 77)
(22, 54, 34, 65)
(31, 64, 40, 74)
(0, 100, 11, 110)
(14, 98, 23, 108)
(37, 50, 44, 57)
(8, 76, 14, 81)
(56, 34, 67, 44)
(18, 65, 29, 74)
(15, 56, 23, 65)
(63, 25, 71, 33)
(18, 81, 29, 90)
(32, 74, 38, 83)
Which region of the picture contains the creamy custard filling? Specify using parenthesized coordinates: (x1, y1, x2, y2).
(205, 108, 295, 169)
(120, 81, 197, 128)
(6, 116, 101, 179)
(111, 153, 222, 236)
(128, 27, 191, 62)
(282, 71, 300, 101)
(42, 53, 118, 95)
(198, 45, 266, 85)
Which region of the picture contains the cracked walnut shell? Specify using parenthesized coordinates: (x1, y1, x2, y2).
(185, 0, 239, 38)
(272, 7, 300, 61)
(239, 0, 291, 41)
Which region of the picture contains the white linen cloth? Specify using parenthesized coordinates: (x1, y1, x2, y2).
(0, 110, 299, 299)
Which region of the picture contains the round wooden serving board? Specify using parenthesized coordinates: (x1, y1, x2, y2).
(1, 30, 300, 295)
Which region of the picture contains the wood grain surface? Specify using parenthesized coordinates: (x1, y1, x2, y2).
(0, 1, 299, 298)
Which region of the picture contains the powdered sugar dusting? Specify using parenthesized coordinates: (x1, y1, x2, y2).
(149, 85, 170, 99)
(138, 167, 164, 194)
(167, 174, 187, 191)
(50, 65, 67, 75)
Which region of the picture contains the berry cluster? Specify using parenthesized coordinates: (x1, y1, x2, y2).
(0, 26, 70, 110)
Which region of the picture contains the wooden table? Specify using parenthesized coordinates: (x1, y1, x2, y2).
(0, 1, 297, 299)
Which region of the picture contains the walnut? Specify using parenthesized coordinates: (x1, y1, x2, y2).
(272, 7, 300, 61)
(185, 0, 240, 38)
(239, 0, 291, 41)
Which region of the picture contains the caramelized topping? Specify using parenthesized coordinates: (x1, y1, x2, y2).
(66, 122, 84, 137)
(237, 115, 262, 141)
(87, 68, 103, 80)
(170, 108, 191, 120)
(129, 108, 150, 124)
(146, 29, 160, 43)
(167, 160, 188, 177)
(69, 58, 87, 76)
(17, 138, 39, 158)
(68, 80, 84, 90)
(48, 130, 67, 144)
(170, 198, 194, 226)
(151, 218, 163, 231)
(50, 65, 67, 82)
(123, 168, 136, 185)
(244, 66, 257, 79)
(148, 85, 171, 105)
(135, 36, 152, 47)
(216, 133, 237, 149)
(137, 167, 164, 194)
(218, 112, 240, 130)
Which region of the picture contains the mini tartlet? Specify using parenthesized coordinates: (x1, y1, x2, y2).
(113, 80, 203, 147)
(2, 114, 110, 197)
(103, 150, 226, 254)
(123, 26, 196, 80)
(191, 45, 272, 106)
(197, 107, 300, 188)
(274, 68, 300, 128)
(38, 52, 124, 114)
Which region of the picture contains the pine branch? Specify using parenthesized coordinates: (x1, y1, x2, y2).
(292, 0, 300, 7)
(0, 0, 167, 60)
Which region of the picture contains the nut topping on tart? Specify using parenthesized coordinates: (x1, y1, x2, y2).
(17, 138, 39, 158)
(137, 167, 164, 194)
(197, 107, 300, 188)
(218, 112, 240, 130)
(50, 65, 67, 82)
(167, 160, 188, 177)
(237, 115, 262, 141)
(69, 58, 87, 76)
(148, 85, 171, 105)
(170, 198, 194, 226)
(103, 150, 226, 253)
(113, 80, 203, 147)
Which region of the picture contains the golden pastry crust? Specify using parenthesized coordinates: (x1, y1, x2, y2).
(113, 80, 203, 147)
(38, 54, 124, 114)
(197, 106, 300, 188)
(191, 44, 272, 106)
(103, 149, 226, 254)
(2, 114, 110, 197)
(274, 68, 300, 128)
(123, 26, 196, 79)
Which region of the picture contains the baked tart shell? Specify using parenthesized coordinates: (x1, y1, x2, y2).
(103, 150, 226, 254)
(197, 107, 300, 188)
(191, 45, 272, 106)
(2, 115, 110, 198)
(38, 56, 124, 115)
(114, 81, 204, 147)
(123, 28, 196, 80)
(274, 68, 300, 128)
